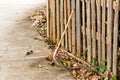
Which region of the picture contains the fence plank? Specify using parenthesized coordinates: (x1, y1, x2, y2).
(107, 0, 113, 71)
(71, 0, 76, 54)
(52, 0, 56, 43)
(76, 0, 81, 57)
(86, 0, 92, 63)
(102, 0, 106, 64)
(64, 0, 68, 50)
(96, 0, 102, 65)
(50, 1, 53, 40)
(82, 1, 86, 60)
(47, 0, 50, 38)
(67, 0, 72, 52)
(113, 0, 119, 75)
(91, 0, 96, 59)
(56, 0, 60, 44)
(60, 0, 64, 47)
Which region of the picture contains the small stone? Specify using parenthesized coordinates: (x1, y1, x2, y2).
(38, 64, 42, 68)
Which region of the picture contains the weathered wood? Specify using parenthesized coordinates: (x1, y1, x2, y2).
(63, 49, 92, 67)
(113, 0, 119, 75)
(82, 0, 86, 60)
(47, 0, 50, 38)
(50, 1, 53, 40)
(86, 0, 92, 63)
(107, 0, 113, 71)
(96, 0, 102, 65)
(67, 0, 72, 52)
(64, 0, 68, 50)
(101, 0, 120, 10)
(56, 0, 60, 44)
(91, 0, 96, 59)
(53, 10, 74, 60)
(52, 0, 56, 43)
(71, 0, 76, 54)
(60, 0, 64, 47)
(48, 0, 119, 74)
(76, 0, 81, 57)
(101, 0, 106, 64)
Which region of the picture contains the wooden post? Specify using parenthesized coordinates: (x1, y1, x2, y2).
(86, 0, 92, 63)
(56, 0, 60, 44)
(76, 0, 81, 57)
(107, 0, 113, 71)
(96, 0, 102, 65)
(102, 0, 106, 64)
(113, 0, 119, 75)
(67, 0, 72, 52)
(60, 0, 64, 48)
(71, 0, 76, 54)
(47, 0, 50, 38)
(91, 0, 96, 59)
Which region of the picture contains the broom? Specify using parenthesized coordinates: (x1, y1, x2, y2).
(53, 9, 74, 63)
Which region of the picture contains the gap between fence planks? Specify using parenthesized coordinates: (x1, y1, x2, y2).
(53, 10, 74, 61)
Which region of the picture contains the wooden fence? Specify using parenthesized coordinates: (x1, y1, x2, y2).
(47, 0, 120, 75)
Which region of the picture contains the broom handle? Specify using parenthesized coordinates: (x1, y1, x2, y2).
(53, 10, 74, 60)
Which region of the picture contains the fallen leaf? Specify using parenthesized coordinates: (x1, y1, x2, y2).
(86, 72, 92, 77)
(46, 53, 53, 61)
(71, 70, 77, 78)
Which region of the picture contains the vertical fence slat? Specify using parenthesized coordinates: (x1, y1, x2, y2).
(82, 0, 86, 60)
(60, 0, 64, 47)
(107, 0, 113, 71)
(67, 0, 72, 52)
(71, 0, 76, 54)
(56, 0, 60, 44)
(102, 0, 106, 64)
(76, 0, 81, 57)
(47, 0, 50, 38)
(64, 0, 68, 50)
(113, 0, 119, 75)
(52, 0, 56, 43)
(50, 1, 53, 40)
(86, 0, 92, 63)
(97, 0, 102, 65)
(91, 0, 96, 59)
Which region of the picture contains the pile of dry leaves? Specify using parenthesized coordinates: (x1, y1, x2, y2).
(47, 48, 117, 80)
(31, 8, 47, 37)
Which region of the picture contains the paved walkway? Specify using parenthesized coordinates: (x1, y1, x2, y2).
(0, 1, 73, 80)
